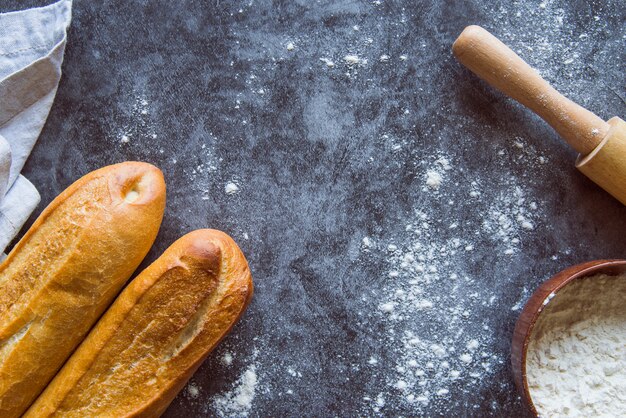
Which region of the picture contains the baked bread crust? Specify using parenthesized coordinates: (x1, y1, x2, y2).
(0, 162, 166, 417)
(26, 229, 253, 418)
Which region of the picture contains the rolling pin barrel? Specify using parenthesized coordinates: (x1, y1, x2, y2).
(453, 25, 626, 206)
(452, 25, 609, 156)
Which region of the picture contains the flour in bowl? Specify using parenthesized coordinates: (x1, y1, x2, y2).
(526, 273, 626, 417)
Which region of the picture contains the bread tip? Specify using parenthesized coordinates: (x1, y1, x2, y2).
(108, 162, 166, 207)
(179, 231, 223, 271)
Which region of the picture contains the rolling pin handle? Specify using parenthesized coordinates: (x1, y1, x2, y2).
(452, 25, 609, 156)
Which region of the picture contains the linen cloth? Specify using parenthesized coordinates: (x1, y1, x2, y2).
(0, 0, 72, 251)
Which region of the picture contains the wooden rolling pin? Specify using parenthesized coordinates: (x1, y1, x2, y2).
(453, 25, 626, 205)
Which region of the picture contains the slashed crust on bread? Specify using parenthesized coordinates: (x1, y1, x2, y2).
(26, 229, 253, 418)
(0, 162, 166, 418)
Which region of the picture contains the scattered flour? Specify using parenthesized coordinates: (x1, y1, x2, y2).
(379, 302, 395, 313)
(489, 0, 618, 104)
(481, 185, 538, 255)
(360, 147, 547, 414)
(114, 94, 156, 146)
(344, 54, 364, 65)
(319, 57, 335, 67)
(186, 382, 200, 399)
(225, 181, 240, 195)
(425, 171, 442, 190)
(212, 364, 259, 417)
(222, 352, 234, 366)
(184, 132, 220, 201)
(167, 2, 615, 414)
(526, 274, 626, 417)
(363, 211, 505, 411)
(425, 158, 453, 191)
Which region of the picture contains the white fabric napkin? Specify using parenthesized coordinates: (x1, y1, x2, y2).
(0, 0, 72, 251)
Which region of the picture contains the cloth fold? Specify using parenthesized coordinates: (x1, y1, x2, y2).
(0, 175, 40, 251)
(0, 0, 71, 251)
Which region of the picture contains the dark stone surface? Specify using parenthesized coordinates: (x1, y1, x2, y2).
(3, 0, 625, 416)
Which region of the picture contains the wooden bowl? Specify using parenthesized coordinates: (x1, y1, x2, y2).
(511, 259, 626, 416)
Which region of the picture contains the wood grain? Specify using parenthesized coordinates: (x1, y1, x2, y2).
(576, 117, 626, 205)
(453, 25, 609, 155)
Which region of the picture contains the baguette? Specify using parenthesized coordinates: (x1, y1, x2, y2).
(0, 162, 166, 417)
(26, 229, 253, 417)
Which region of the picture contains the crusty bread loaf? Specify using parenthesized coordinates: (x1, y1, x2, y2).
(26, 229, 253, 418)
(0, 162, 166, 418)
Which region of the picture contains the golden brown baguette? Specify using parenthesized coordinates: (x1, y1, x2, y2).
(0, 162, 166, 418)
(26, 229, 253, 418)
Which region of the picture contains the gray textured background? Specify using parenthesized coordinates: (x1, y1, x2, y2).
(3, 0, 625, 416)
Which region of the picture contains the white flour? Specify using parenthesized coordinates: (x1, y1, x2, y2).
(526, 274, 626, 417)
(319, 57, 335, 67)
(180, 348, 260, 417)
(221, 352, 234, 366)
(165, 0, 618, 414)
(212, 364, 259, 417)
(425, 170, 442, 190)
(360, 148, 545, 414)
(186, 382, 200, 399)
(115, 94, 157, 145)
(490, 0, 617, 107)
(225, 181, 240, 195)
(343, 54, 364, 65)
